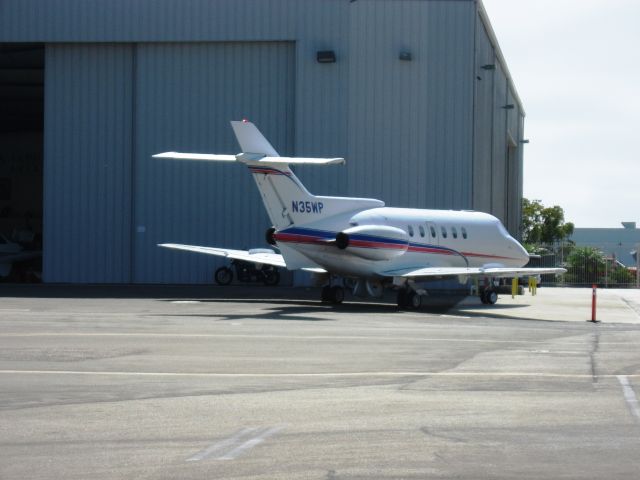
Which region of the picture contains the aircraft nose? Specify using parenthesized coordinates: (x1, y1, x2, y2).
(512, 238, 530, 265)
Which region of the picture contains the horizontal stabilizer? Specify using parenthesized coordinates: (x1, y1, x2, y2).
(259, 156, 345, 165)
(153, 151, 344, 166)
(153, 152, 236, 162)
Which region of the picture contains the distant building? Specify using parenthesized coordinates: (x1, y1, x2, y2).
(570, 222, 640, 267)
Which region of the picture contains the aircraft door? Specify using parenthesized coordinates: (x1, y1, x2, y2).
(426, 222, 439, 245)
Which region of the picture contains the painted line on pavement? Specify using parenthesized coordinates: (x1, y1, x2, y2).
(1, 369, 639, 379)
(617, 375, 640, 422)
(0, 332, 636, 346)
(218, 426, 285, 460)
(187, 427, 259, 462)
(187, 426, 284, 462)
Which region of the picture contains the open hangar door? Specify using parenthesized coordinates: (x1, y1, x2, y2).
(0, 44, 43, 282)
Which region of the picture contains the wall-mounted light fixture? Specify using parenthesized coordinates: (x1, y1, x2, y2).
(398, 51, 412, 61)
(502, 104, 515, 110)
(316, 50, 336, 63)
(481, 64, 495, 70)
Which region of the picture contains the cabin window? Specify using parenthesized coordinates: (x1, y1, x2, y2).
(430, 226, 437, 238)
(441, 226, 448, 239)
(461, 227, 468, 239)
(452, 227, 458, 239)
(419, 225, 425, 237)
(408, 225, 414, 237)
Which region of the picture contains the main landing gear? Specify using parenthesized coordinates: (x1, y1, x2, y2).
(321, 285, 345, 304)
(480, 288, 498, 305)
(396, 288, 423, 309)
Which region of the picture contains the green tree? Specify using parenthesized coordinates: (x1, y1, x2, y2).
(566, 246, 605, 285)
(521, 198, 574, 246)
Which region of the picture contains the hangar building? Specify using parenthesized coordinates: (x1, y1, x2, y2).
(0, 0, 525, 284)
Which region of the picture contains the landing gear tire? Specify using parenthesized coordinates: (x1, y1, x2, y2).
(330, 285, 345, 304)
(481, 289, 498, 305)
(321, 285, 344, 304)
(214, 267, 233, 286)
(409, 291, 422, 309)
(485, 289, 498, 305)
(262, 269, 280, 286)
(321, 285, 332, 302)
(397, 289, 409, 309)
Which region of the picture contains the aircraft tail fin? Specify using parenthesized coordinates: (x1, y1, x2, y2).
(154, 121, 383, 230)
(230, 120, 280, 157)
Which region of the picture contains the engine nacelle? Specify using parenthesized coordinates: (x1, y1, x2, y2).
(265, 227, 277, 245)
(335, 225, 409, 261)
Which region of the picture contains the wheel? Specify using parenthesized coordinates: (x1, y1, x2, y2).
(262, 269, 280, 286)
(485, 289, 498, 305)
(214, 266, 233, 286)
(321, 285, 332, 302)
(330, 285, 345, 304)
(397, 289, 409, 309)
(480, 290, 489, 304)
(409, 291, 422, 309)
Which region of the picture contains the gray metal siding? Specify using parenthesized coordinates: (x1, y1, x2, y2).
(43, 44, 133, 282)
(472, 16, 494, 214)
(292, 2, 350, 198)
(473, 5, 525, 236)
(347, 0, 475, 210)
(0, 0, 297, 42)
(12, 0, 526, 283)
(505, 88, 522, 235)
(133, 42, 294, 283)
(490, 61, 507, 224)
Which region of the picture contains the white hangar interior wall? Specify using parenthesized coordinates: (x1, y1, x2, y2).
(0, 0, 525, 284)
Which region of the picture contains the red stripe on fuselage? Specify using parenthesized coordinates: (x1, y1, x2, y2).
(274, 234, 520, 260)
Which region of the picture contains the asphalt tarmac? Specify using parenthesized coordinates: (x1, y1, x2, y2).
(1, 285, 640, 479)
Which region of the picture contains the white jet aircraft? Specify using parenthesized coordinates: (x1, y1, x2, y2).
(155, 120, 565, 308)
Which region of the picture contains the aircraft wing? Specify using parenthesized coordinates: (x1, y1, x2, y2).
(158, 243, 327, 273)
(380, 266, 566, 279)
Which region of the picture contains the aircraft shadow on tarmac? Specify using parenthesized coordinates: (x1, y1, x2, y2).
(157, 299, 406, 321)
(156, 294, 554, 323)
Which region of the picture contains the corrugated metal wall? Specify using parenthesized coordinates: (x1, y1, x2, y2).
(134, 42, 294, 283)
(0, 0, 297, 43)
(44, 44, 133, 283)
(6, 0, 526, 283)
(472, 17, 495, 215)
(472, 8, 526, 237)
(347, 0, 475, 210)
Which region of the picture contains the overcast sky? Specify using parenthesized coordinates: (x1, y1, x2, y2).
(481, 0, 640, 228)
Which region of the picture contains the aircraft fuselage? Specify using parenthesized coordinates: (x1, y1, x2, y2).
(273, 207, 530, 279)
